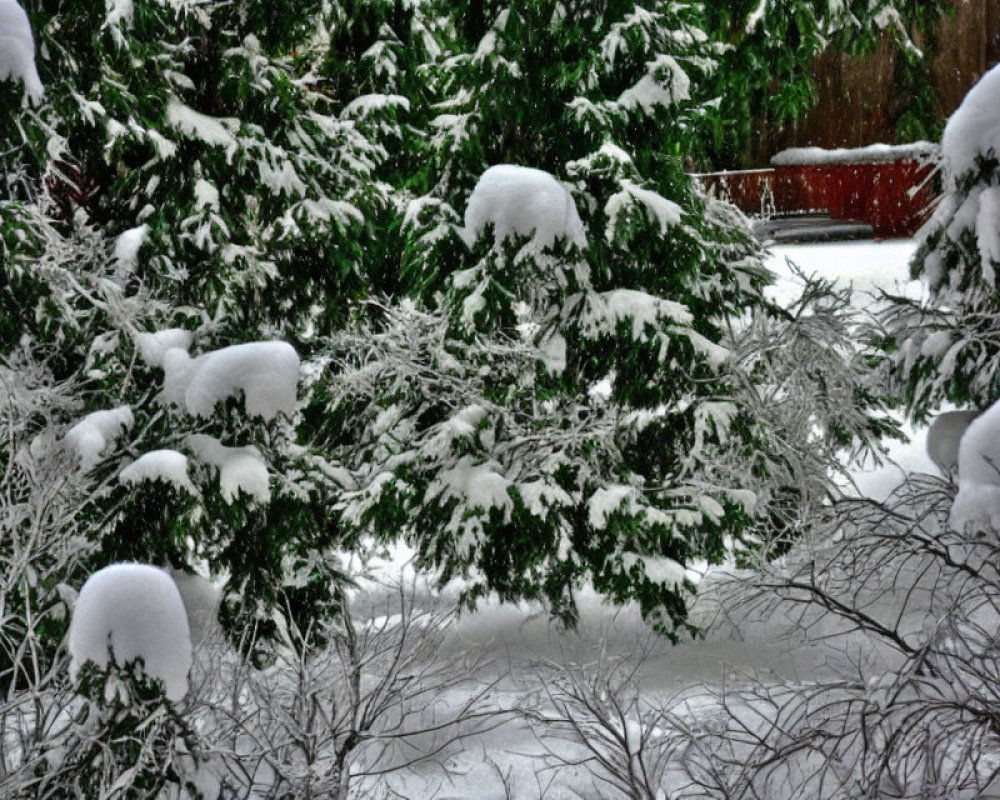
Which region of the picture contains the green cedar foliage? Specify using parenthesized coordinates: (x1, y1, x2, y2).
(701, 0, 951, 168)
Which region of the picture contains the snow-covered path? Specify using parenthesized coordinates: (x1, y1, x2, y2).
(764, 237, 922, 307)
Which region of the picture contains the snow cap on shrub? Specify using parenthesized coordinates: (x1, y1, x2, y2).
(134, 328, 193, 368)
(119, 449, 197, 495)
(0, 0, 43, 102)
(65, 406, 134, 471)
(461, 164, 587, 250)
(68, 563, 193, 702)
(162, 341, 300, 420)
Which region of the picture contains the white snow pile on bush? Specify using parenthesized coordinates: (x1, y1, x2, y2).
(941, 62, 1000, 178)
(950, 399, 1000, 531)
(68, 563, 193, 702)
(187, 433, 270, 504)
(64, 406, 134, 471)
(0, 0, 43, 102)
(133, 328, 194, 368)
(119, 449, 197, 495)
(460, 164, 588, 250)
(112, 224, 149, 273)
(161, 340, 299, 420)
(926, 408, 979, 475)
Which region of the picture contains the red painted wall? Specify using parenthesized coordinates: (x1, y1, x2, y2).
(698, 159, 937, 238)
(774, 160, 936, 238)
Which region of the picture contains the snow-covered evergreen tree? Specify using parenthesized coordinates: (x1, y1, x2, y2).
(311, 0, 894, 636)
(0, 0, 421, 654)
(885, 62, 1000, 418)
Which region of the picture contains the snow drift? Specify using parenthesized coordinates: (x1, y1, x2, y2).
(461, 164, 587, 250)
(68, 563, 193, 702)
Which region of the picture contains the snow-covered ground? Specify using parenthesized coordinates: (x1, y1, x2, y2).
(354, 237, 941, 799)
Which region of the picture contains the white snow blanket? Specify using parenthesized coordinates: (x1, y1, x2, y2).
(461, 164, 587, 250)
(0, 0, 43, 102)
(950, 399, 1000, 531)
(68, 563, 193, 702)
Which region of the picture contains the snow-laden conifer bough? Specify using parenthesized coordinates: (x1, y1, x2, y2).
(910, 61, 1000, 292)
(0, 0, 43, 103)
(460, 164, 588, 250)
(68, 563, 193, 702)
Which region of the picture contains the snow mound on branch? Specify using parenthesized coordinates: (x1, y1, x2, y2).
(0, 0, 43, 103)
(166, 97, 238, 161)
(187, 433, 270, 504)
(926, 409, 978, 475)
(65, 407, 134, 470)
(941, 62, 1000, 179)
(461, 164, 587, 250)
(162, 341, 299, 420)
(119, 450, 196, 495)
(134, 328, 193, 368)
(113, 224, 148, 272)
(617, 54, 691, 114)
(950, 400, 1000, 531)
(68, 563, 193, 702)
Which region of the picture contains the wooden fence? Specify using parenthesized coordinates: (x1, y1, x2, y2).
(748, 0, 1000, 164)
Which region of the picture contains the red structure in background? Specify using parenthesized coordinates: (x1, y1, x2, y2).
(697, 145, 939, 239)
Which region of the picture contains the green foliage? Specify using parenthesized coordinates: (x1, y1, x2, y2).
(309, 0, 890, 637)
(0, 0, 909, 667)
(701, 0, 952, 168)
(0, 0, 407, 657)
